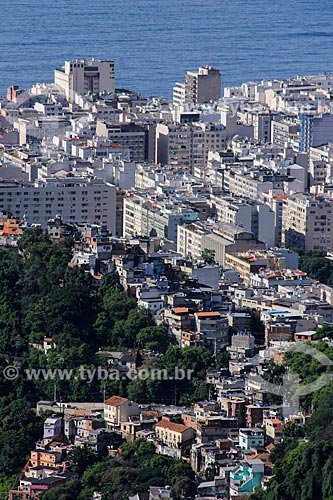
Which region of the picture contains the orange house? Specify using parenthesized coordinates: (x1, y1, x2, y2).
(30, 450, 62, 468)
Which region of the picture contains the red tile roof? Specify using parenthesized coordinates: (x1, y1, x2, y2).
(155, 419, 190, 433)
(273, 195, 288, 201)
(104, 395, 128, 406)
(141, 410, 160, 417)
(74, 409, 94, 416)
(267, 418, 282, 427)
(171, 307, 189, 314)
(195, 311, 221, 318)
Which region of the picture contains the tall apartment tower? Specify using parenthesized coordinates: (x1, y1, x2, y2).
(282, 194, 333, 251)
(54, 59, 115, 101)
(173, 66, 221, 105)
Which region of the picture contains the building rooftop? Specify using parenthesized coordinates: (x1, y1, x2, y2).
(104, 395, 128, 406)
(155, 419, 190, 433)
(195, 311, 221, 318)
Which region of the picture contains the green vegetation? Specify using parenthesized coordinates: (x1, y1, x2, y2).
(41, 440, 196, 500)
(0, 398, 43, 475)
(313, 324, 333, 340)
(293, 249, 333, 285)
(67, 445, 99, 476)
(250, 340, 333, 500)
(250, 381, 333, 500)
(125, 345, 214, 404)
(0, 228, 215, 494)
(3, 232, 333, 499)
(201, 248, 216, 264)
(0, 477, 16, 500)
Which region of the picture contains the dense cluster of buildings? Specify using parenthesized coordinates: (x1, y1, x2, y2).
(8, 373, 308, 499)
(6, 214, 333, 499)
(3, 59, 333, 499)
(3, 61, 333, 253)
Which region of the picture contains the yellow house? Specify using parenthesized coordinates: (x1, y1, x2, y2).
(155, 418, 195, 447)
(104, 395, 139, 429)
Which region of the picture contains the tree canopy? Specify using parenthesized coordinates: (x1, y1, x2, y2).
(0, 228, 214, 493)
(41, 439, 195, 500)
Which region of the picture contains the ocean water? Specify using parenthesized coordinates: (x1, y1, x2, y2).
(1, 0, 333, 98)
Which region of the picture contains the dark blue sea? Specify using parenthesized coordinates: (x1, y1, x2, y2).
(1, 0, 333, 97)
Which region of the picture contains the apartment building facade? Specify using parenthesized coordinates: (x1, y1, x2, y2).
(177, 222, 266, 266)
(299, 113, 333, 152)
(155, 122, 226, 178)
(96, 121, 147, 163)
(123, 193, 198, 241)
(54, 59, 115, 101)
(282, 194, 333, 251)
(155, 418, 195, 447)
(210, 195, 276, 247)
(271, 119, 300, 146)
(0, 178, 116, 232)
(173, 66, 221, 105)
(104, 396, 140, 429)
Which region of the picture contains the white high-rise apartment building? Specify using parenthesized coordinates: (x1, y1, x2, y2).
(54, 59, 115, 101)
(210, 195, 276, 247)
(155, 122, 226, 178)
(123, 193, 198, 242)
(0, 178, 116, 232)
(282, 194, 333, 251)
(96, 121, 147, 163)
(173, 66, 221, 105)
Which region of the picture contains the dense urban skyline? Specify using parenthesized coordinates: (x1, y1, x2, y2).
(1, 58, 333, 499)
